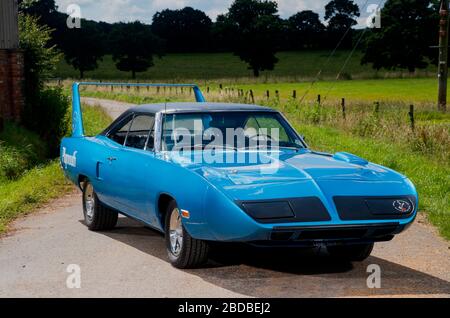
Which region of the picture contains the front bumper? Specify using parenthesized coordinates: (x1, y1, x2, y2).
(248, 222, 412, 247)
(189, 184, 418, 243)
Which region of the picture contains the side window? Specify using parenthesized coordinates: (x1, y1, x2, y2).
(125, 115, 155, 150)
(108, 115, 133, 145)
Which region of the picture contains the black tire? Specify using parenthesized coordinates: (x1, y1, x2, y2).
(327, 243, 374, 262)
(165, 200, 209, 269)
(82, 180, 118, 231)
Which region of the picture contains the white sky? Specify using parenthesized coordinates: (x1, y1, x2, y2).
(55, 0, 386, 26)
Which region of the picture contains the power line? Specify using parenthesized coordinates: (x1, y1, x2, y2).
(322, 0, 385, 103)
(297, 0, 373, 106)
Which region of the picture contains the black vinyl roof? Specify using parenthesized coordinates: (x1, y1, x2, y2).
(129, 102, 276, 114)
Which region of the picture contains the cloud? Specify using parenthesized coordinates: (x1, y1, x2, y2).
(275, 0, 323, 18)
(55, 0, 386, 25)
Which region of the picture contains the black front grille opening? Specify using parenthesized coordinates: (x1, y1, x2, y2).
(271, 231, 294, 241)
(297, 229, 368, 240)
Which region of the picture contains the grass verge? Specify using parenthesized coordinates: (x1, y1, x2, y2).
(0, 162, 71, 233)
(0, 104, 111, 234)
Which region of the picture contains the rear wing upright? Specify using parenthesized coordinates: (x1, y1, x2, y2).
(71, 82, 206, 138)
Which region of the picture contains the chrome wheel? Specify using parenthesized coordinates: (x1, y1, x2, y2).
(169, 208, 183, 257)
(84, 183, 95, 221)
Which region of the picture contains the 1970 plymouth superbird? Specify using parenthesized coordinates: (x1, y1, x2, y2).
(61, 83, 418, 268)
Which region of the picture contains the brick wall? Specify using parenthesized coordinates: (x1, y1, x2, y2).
(0, 49, 24, 128)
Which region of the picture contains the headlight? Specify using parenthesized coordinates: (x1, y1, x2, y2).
(241, 201, 294, 220)
(237, 197, 331, 223)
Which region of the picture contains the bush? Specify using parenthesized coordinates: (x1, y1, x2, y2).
(22, 87, 69, 156)
(0, 122, 48, 181)
(19, 14, 67, 157)
(0, 121, 47, 161)
(0, 145, 28, 181)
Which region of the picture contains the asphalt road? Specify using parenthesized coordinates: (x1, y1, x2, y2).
(0, 98, 449, 298)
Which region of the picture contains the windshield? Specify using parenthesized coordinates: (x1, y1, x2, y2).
(162, 111, 304, 151)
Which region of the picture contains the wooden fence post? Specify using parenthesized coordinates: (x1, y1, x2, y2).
(409, 104, 415, 131)
(374, 101, 380, 114)
(275, 90, 280, 100)
(341, 98, 346, 120)
(317, 94, 321, 105)
(249, 90, 255, 104)
(292, 90, 297, 99)
(266, 90, 270, 99)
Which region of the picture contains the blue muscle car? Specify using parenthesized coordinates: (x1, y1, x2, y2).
(61, 83, 418, 269)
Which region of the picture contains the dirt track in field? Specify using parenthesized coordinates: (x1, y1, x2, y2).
(0, 98, 449, 298)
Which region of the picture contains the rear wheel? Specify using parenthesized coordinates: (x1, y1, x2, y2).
(82, 180, 118, 231)
(327, 243, 374, 262)
(165, 200, 209, 269)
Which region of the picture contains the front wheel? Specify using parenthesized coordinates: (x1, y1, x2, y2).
(165, 200, 209, 269)
(82, 180, 118, 231)
(327, 243, 374, 262)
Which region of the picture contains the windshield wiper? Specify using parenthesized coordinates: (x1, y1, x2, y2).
(192, 144, 238, 151)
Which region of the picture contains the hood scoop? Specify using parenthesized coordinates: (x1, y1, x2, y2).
(333, 152, 369, 166)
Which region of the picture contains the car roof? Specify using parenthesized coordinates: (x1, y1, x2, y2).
(128, 102, 276, 114)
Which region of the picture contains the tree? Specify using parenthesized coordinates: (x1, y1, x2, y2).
(19, 0, 58, 16)
(19, 0, 68, 50)
(62, 22, 106, 78)
(288, 11, 325, 49)
(361, 0, 438, 72)
(325, 0, 360, 48)
(216, 0, 282, 77)
(110, 22, 163, 79)
(19, 14, 69, 156)
(152, 7, 212, 52)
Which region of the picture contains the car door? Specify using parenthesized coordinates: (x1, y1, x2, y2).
(92, 113, 133, 210)
(99, 113, 157, 222)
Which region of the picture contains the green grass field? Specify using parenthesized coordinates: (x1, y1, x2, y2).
(55, 51, 437, 82)
(230, 78, 444, 104)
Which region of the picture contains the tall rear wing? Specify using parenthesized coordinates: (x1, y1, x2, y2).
(71, 82, 206, 138)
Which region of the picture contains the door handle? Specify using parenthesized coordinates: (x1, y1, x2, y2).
(107, 157, 117, 162)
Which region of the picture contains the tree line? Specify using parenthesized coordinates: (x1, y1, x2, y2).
(19, 0, 439, 78)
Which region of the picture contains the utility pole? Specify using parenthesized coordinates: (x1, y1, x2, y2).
(438, 0, 449, 112)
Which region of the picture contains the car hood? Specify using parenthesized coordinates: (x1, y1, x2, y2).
(163, 149, 408, 201)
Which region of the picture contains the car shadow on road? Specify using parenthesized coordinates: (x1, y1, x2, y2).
(99, 217, 450, 297)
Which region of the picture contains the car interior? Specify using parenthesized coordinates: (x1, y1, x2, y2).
(108, 114, 155, 151)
